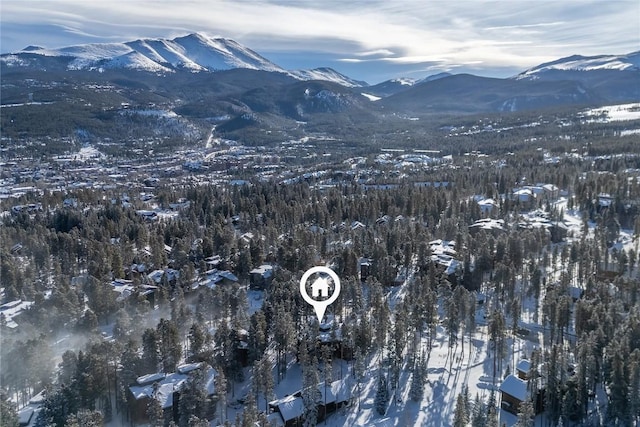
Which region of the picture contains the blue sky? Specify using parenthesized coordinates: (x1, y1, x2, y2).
(1, 0, 638, 84)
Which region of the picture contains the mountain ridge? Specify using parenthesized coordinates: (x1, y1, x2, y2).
(1, 33, 638, 118)
(1, 32, 364, 88)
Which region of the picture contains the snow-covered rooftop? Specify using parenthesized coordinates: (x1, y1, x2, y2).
(270, 395, 304, 422)
(516, 359, 531, 374)
(0, 299, 34, 329)
(250, 264, 274, 277)
(130, 364, 216, 409)
(499, 374, 528, 401)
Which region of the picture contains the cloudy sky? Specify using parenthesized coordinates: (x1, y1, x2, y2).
(1, 0, 638, 83)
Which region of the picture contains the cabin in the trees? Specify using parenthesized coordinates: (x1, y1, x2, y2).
(17, 390, 44, 427)
(235, 328, 250, 367)
(316, 379, 352, 422)
(516, 359, 531, 380)
(201, 269, 239, 288)
(147, 268, 180, 285)
(250, 264, 274, 289)
(128, 363, 216, 424)
(317, 317, 354, 360)
(499, 374, 528, 414)
(469, 218, 506, 235)
(0, 299, 34, 331)
(358, 257, 372, 282)
(267, 378, 352, 426)
(268, 395, 304, 427)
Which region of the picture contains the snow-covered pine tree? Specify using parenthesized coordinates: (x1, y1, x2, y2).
(629, 349, 640, 423)
(375, 372, 389, 416)
(453, 391, 469, 427)
(215, 368, 227, 423)
(302, 355, 320, 427)
(514, 398, 534, 427)
(146, 390, 164, 427)
(471, 393, 486, 427)
(409, 352, 426, 402)
(487, 390, 499, 427)
(240, 391, 258, 427)
(353, 348, 365, 410)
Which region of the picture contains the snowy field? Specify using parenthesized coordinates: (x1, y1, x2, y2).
(582, 103, 640, 123)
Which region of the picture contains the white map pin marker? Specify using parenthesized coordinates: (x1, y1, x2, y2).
(300, 266, 341, 324)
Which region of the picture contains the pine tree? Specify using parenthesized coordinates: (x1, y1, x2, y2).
(147, 384, 164, 427)
(471, 394, 486, 427)
(302, 355, 320, 427)
(256, 354, 274, 412)
(112, 308, 132, 340)
(409, 353, 426, 402)
(158, 318, 182, 373)
(141, 328, 160, 374)
(248, 310, 268, 363)
(37, 384, 79, 427)
(241, 391, 258, 427)
(215, 368, 227, 423)
(515, 398, 534, 427)
(188, 322, 210, 361)
(65, 409, 103, 427)
(487, 390, 499, 427)
(178, 366, 208, 427)
(353, 348, 365, 410)
(606, 338, 630, 423)
(629, 349, 640, 422)
(453, 391, 469, 427)
(374, 372, 388, 416)
(0, 391, 18, 427)
(58, 350, 78, 385)
(186, 416, 209, 427)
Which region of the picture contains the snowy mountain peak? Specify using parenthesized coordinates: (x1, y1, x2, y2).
(516, 51, 640, 79)
(290, 67, 368, 87)
(8, 33, 286, 74)
(22, 45, 44, 52)
(3, 33, 375, 87)
(390, 78, 416, 86)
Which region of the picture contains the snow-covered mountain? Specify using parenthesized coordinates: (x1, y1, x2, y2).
(289, 67, 367, 88)
(364, 72, 453, 98)
(1, 33, 373, 88)
(516, 51, 640, 79)
(2, 33, 287, 74)
(417, 72, 452, 84)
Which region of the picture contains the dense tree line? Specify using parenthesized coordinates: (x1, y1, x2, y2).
(1, 139, 640, 425)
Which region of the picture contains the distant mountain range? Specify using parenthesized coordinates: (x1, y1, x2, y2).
(1, 33, 638, 117)
(1, 33, 363, 88)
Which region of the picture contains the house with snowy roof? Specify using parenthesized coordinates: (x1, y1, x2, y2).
(0, 299, 34, 331)
(250, 264, 274, 289)
(499, 373, 528, 414)
(469, 218, 506, 235)
(267, 378, 352, 426)
(147, 268, 180, 285)
(358, 257, 372, 282)
(516, 359, 531, 380)
(317, 379, 352, 422)
(268, 395, 304, 427)
(428, 240, 462, 280)
(128, 363, 216, 424)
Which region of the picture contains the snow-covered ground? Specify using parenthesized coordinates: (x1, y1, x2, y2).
(582, 103, 640, 123)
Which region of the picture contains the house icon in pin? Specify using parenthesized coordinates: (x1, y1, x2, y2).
(311, 276, 330, 298)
